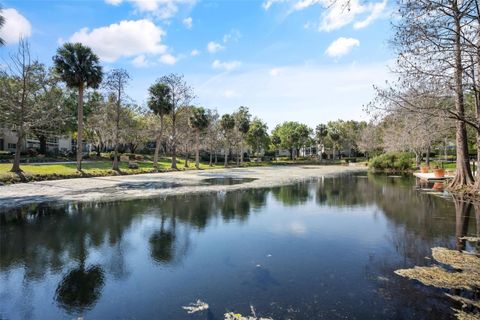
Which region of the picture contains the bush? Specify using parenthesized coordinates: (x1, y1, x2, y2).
(369, 152, 412, 171)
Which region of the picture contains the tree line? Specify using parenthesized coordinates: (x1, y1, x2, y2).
(0, 40, 370, 173)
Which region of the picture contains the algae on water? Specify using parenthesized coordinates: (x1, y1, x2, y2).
(395, 247, 480, 320)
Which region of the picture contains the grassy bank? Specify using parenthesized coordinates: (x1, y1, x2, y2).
(0, 158, 224, 184)
(0, 157, 355, 184)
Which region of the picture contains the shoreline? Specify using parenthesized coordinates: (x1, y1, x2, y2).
(0, 165, 366, 210)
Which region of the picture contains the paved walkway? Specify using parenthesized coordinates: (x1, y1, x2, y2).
(0, 165, 366, 209)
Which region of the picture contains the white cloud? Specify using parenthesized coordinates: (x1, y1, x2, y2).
(353, 0, 387, 29)
(222, 29, 241, 43)
(183, 17, 193, 29)
(105, 0, 122, 5)
(262, 0, 286, 10)
(68, 19, 167, 62)
(212, 60, 241, 72)
(191, 62, 393, 129)
(223, 89, 239, 98)
(325, 37, 359, 58)
(0, 8, 32, 45)
(104, 0, 197, 20)
(190, 49, 200, 56)
(207, 41, 224, 53)
(159, 53, 177, 65)
(269, 68, 283, 76)
(132, 54, 149, 67)
(266, 0, 387, 31)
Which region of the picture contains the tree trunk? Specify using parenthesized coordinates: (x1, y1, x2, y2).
(426, 146, 430, 167)
(38, 135, 47, 155)
(209, 148, 213, 166)
(112, 100, 120, 171)
(224, 144, 228, 167)
(153, 135, 162, 172)
(171, 112, 178, 169)
(76, 85, 84, 171)
(153, 115, 164, 172)
(450, 2, 474, 188)
(184, 150, 189, 168)
(195, 130, 200, 169)
(215, 152, 218, 165)
(472, 24, 480, 192)
(10, 128, 23, 172)
(240, 142, 244, 165)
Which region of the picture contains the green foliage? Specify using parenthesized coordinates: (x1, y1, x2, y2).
(147, 82, 173, 117)
(271, 121, 312, 153)
(220, 114, 235, 133)
(189, 107, 209, 132)
(53, 43, 103, 90)
(233, 106, 251, 134)
(369, 152, 413, 171)
(246, 118, 269, 156)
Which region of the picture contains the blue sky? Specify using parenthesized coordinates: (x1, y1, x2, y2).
(0, 0, 394, 129)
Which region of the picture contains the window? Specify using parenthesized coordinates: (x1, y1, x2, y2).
(7, 143, 16, 149)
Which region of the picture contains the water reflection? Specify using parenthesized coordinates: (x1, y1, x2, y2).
(0, 174, 479, 319)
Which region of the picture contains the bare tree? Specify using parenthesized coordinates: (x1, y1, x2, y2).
(155, 74, 194, 169)
(104, 69, 130, 171)
(0, 40, 64, 172)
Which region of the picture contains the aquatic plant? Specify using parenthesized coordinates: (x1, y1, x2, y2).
(395, 247, 480, 319)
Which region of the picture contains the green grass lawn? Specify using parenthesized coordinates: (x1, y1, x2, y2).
(0, 157, 226, 183)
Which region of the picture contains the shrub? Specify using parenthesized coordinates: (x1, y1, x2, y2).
(369, 152, 412, 171)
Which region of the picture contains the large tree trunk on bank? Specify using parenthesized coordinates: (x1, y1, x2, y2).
(10, 129, 23, 173)
(76, 85, 84, 171)
(450, 4, 474, 189)
(195, 130, 200, 169)
(209, 149, 213, 166)
(453, 194, 472, 251)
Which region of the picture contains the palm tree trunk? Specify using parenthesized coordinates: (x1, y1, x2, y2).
(240, 142, 243, 165)
(153, 135, 162, 172)
(76, 85, 84, 171)
(224, 144, 228, 167)
(153, 115, 164, 172)
(195, 130, 200, 169)
(10, 128, 23, 172)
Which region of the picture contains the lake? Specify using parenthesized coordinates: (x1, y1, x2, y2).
(0, 173, 478, 319)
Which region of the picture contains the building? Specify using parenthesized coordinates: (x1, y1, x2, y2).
(0, 128, 73, 154)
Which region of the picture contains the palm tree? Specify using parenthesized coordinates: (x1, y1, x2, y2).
(315, 124, 328, 161)
(148, 82, 173, 172)
(0, 6, 5, 46)
(53, 43, 103, 171)
(220, 114, 235, 167)
(329, 128, 340, 160)
(189, 107, 209, 169)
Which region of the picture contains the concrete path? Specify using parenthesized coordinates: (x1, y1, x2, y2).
(0, 165, 366, 210)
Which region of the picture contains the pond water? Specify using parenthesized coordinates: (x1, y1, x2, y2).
(0, 173, 478, 319)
